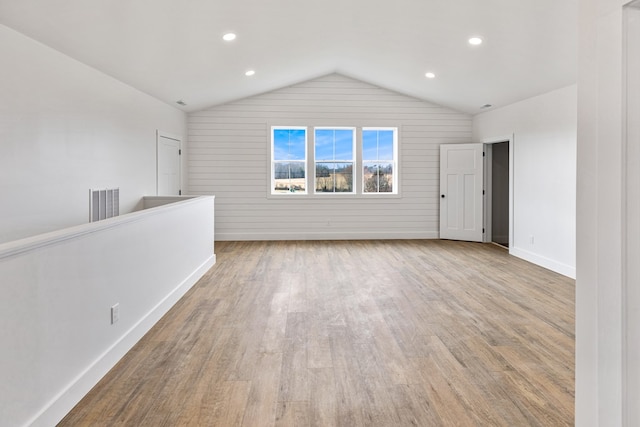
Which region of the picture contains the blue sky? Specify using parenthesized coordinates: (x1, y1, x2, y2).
(362, 130, 394, 160)
(315, 129, 353, 161)
(273, 129, 306, 160)
(275, 128, 393, 162)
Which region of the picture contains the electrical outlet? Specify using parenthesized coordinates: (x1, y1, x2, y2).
(111, 303, 120, 325)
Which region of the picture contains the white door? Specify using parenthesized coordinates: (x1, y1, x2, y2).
(439, 143, 484, 241)
(157, 132, 181, 196)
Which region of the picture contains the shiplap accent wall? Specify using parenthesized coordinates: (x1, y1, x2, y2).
(187, 74, 472, 240)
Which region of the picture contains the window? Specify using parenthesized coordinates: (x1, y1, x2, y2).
(272, 127, 307, 194)
(270, 125, 399, 196)
(314, 128, 355, 193)
(362, 128, 397, 194)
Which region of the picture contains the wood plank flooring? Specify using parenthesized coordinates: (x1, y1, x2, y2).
(59, 240, 575, 426)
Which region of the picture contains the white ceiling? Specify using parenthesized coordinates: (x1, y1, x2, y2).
(0, 0, 577, 114)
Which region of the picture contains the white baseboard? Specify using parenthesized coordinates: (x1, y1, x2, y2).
(510, 246, 575, 279)
(215, 231, 439, 241)
(30, 254, 216, 427)
(216, 231, 575, 279)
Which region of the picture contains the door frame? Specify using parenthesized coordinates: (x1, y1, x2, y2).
(623, 3, 640, 422)
(156, 130, 182, 196)
(482, 134, 514, 251)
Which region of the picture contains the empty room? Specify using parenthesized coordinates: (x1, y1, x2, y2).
(0, 0, 638, 426)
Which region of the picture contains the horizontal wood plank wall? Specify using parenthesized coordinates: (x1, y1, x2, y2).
(187, 74, 472, 241)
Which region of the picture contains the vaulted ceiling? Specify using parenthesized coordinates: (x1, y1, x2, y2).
(0, 0, 577, 114)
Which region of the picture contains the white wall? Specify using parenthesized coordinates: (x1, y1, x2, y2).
(0, 196, 215, 427)
(576, 0, 640, 425)
(473, 85, 577, 278)
(187, 73, 472, 240)
(624, 5, 640, 423)
(0, 24, 186, 244)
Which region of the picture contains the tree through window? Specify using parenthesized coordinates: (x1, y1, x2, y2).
(362, 128, 397, 194)
(314, 128, 355, 193)
(272, 127, 307, 194)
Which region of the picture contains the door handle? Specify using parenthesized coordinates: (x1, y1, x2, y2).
(441, 194, 445, 198)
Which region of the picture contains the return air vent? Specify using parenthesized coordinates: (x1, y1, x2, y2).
(89, 188, 119, 222)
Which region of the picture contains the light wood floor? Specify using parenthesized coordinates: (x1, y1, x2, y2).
(59, 240, 575, 426)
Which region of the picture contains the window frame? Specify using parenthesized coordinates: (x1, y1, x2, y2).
(270, 126, 308, 195)
(361, 127, 399, 195)
(313, 127, 357, 195)
(268, 125, 400, 198)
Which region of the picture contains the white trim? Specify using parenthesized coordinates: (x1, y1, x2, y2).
(215, 230, 439, 241)
(156, 130, 182, 196)
(28, 254, 216, 427)
(622, 4, 640, 424)
(2, 194, 215, 427)
(266, 193, 403, 200)
(142, 195, 197, 210)
(270, 126, 309, 196)
(156, 130, 182, 142)
(623, 9, 630, 425)
(510, 246, 575, 279)
(362, 127, 399, 195)
(481, 134, 514, 250)
(0, 196, 210, 260)
(313, 126, 357, 194)
(267, 125, 401, 198)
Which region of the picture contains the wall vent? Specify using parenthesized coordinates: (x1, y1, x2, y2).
(89, 188, 119, 222)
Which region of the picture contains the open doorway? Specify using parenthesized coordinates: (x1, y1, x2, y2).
(490, 142, 509, 247)
(483, 136, 513, 250)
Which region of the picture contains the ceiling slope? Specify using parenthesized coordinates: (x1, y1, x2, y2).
(0, 0, 577, 114)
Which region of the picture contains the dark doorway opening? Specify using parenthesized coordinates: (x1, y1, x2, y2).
(491, 142, 509, 247)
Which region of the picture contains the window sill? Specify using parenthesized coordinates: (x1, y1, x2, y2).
(266, 192, 402, 200)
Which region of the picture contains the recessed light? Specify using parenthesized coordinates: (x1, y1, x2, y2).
(480, 104, 492, 109)
(176, 100, 187, 106)
(469, 37, 483, 45)
(425, 72, 436, 79)
(245, 70, 255, 76)
(222, 33, 236, 41)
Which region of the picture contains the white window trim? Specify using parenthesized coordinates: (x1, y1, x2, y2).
(361, 127, 399, 195)
(313, 127, 356, 195)
(267, 125, 401, 199)
(270, 126, 308, 196)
